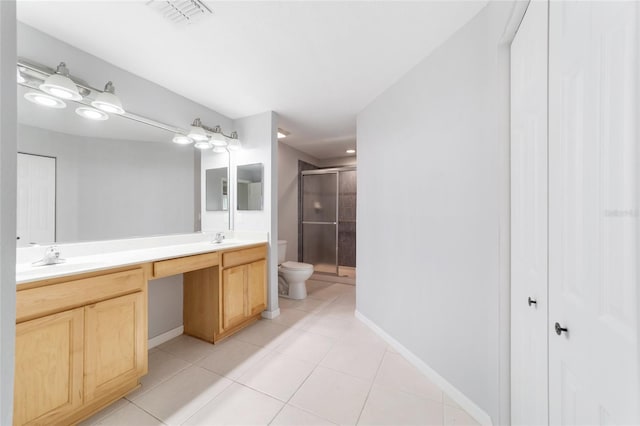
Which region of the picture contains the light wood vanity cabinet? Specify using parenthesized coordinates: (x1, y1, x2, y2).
(14, 308, 84, 426)
(14, 242, 267, 424)
(184, 243, 267, 342)
(220, 258, 267, 332)
(14, 267, 148, 426)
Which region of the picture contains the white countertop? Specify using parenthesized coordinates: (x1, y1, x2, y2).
(16, 232, 268, 285)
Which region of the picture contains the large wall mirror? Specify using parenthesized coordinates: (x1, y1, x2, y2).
(15, 24, 232, 246)
(237, 163, 263, 211)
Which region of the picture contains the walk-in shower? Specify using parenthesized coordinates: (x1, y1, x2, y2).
(299, 166, 356, 279)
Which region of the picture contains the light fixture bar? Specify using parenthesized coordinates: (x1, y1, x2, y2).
(17, 57, 185, 135)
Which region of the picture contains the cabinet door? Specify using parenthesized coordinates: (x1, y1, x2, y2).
(221, 265, 247, 331)
(84, 292, 146, 402)
(247, 259, 266, 316)
(14, 308, 84, 426)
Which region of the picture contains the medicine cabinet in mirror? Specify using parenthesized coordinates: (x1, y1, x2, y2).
(237, 163, 263, 211)
(205, 167, 229, 211)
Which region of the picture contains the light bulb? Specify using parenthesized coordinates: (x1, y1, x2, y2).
(24, 92, 66, 109)
(173, 134, 193, 145)
(76, 106, 109, 121)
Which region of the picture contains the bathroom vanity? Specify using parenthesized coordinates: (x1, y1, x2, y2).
(13, 235, 268, 426)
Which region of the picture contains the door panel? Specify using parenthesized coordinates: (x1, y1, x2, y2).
(84, 292, 146, 402)
(16, 153, 55, 246)
(549, 1, 640, 424)
(221, 265, 247, 331)
(510, 1, 549, 424)
(14, 308, 84, 425)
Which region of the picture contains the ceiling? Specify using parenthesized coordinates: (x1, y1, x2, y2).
(17, 1, 487, 159)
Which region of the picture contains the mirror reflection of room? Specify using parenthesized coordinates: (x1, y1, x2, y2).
(237, 163, 263, 211)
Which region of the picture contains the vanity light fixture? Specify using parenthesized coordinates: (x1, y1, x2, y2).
(17, 69, 26, 84)
(194, 140, 212, 150)
(186, 118, 242, 151)
(187, 118, 210, 142)
(24, 91, 66, 109)
(39, 62, 82, 101)
(75, 106, 109, 121)
(172, 134, 193, 145)
(346, 149, 356, 154)
(91, 81, 125, 115)
(212, 146, 227, 154)
(227, 134, 241, 151)
(210, 128, 228, 147)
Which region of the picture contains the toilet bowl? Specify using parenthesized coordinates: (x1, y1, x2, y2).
(277, 240, 313, 300)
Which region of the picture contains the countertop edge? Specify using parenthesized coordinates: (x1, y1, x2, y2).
(16, 240, 267, 287)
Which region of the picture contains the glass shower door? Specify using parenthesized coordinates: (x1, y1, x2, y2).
(302, 172, 338, 275)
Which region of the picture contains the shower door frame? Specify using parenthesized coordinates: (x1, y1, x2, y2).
(300, 166, 356, 276)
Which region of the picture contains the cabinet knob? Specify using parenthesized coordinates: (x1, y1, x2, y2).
(528, 297, 537, 307)
(555, 322, 568, 336)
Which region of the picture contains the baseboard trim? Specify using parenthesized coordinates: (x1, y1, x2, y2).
(148, 326, 184, 349)
(261, 308, 281, 319)
(354, 310, 493, 426)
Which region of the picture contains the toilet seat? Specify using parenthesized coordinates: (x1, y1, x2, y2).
(280, 261, 313, 271)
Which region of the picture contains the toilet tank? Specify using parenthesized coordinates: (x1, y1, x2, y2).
(277, 240, 287, 264)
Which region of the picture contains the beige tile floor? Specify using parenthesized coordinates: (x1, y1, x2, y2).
(81, 280, 479, 426)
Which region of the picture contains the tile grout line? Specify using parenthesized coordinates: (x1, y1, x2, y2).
(354, 343, 386, 425)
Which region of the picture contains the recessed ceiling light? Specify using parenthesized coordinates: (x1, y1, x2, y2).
(24, 91, 66, 109)
(75, 106, 109, 121)
(277, 128, 290, 139)
(346, 149, 356, 154)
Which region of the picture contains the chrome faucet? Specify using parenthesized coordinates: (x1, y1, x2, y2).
(32, 245, 66, 266)
(213, 232, 225, 244)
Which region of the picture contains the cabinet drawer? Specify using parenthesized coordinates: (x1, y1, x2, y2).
(16, 268, 144, 323)
(222, 245, 267, 269)
(153, 252, 219, 278)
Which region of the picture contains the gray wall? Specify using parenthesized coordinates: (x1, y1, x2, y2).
(0, 2, 17, 423)
(356, 3, 513, 423)
(277, 142, 319, 261)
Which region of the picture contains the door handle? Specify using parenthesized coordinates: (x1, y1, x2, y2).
(555, 322, 568, 336)
(528, 297, 537, 307)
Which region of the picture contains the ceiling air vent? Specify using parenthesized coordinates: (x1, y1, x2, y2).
(146, 0, 212, 25)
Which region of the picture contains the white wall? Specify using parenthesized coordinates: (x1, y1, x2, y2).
(356, 3, 514, 424)
(0, 2, 17, 423)
(278, 141, 319, 261)
(18, 124, 195, 243)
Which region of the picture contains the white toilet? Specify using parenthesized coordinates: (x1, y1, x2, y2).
(277, 240, 314, 299)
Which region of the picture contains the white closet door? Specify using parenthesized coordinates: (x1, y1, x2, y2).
(17, 153, 56, 246)
(548, 1, 639, 424)
(510, 1, 549, 424)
